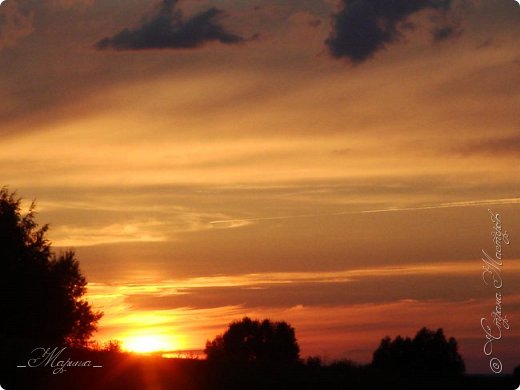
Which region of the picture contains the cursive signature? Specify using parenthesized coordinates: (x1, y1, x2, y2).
(480, 209, 510, 374)
(20, 347, 101, 375)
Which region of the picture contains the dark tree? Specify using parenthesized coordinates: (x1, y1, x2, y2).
(0, 187, 102, 348)
(205, 317, 300, 364)
(372, 327, 465, 377)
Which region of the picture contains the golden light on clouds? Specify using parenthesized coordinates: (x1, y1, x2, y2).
(86, 259, 520, 371)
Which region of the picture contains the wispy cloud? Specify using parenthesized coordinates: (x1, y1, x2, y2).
(51, 221, 168, 247)
(88, 260, 520, 311)
(210, 197, 520, 227)
(455, 135, 520, 156)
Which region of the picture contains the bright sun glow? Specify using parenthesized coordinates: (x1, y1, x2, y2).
(122, 334, 177, 353)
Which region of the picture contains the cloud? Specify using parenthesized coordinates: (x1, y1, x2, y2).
(209, 197, 520, 226)
(456, 135, 520, 156)
(325, 0, 458, 63)
(0, 2, 34, 50)
(289, 10, 322, 29)
(95, 0, 244, 51)
(432, 24, 461, 41)
(118, 260, 518, 310)
(430, 9, 463, 42)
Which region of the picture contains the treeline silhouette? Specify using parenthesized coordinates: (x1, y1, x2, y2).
(205, 317, 300, 364)
(17, 321, 518, 390)
(1, 188, 519, 389)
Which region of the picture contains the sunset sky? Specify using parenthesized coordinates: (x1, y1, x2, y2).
(1, 0, 520, 373)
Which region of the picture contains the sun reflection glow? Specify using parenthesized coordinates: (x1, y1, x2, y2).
(122, 334, 178, 353)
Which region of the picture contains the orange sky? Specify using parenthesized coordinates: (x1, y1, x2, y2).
(1, 0, 520, 374)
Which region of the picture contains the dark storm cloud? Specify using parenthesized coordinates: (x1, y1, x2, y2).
(95, 0, 244, 51)
(326, 0, 457, 63)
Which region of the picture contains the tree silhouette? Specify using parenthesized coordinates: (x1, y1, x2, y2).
(372, 327, 465, 377)
(0, 188, 102, 348)
(205, 317, 300, 364)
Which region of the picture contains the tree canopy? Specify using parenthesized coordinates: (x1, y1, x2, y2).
(205, 317, 300, 364)
(0, 187, 102, 348)
(372, 327, 465, 377)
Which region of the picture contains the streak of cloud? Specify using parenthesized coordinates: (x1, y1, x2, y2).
(86, 260, 520, 311)
(209, 197, 520, 226)
(456, 135, 520, 156)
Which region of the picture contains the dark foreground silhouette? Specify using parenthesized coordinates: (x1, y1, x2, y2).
(0, 189, 101, 347)
(2, 349, 518, 390)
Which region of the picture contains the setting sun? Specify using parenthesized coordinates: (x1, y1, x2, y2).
(122, 334, 178, 353)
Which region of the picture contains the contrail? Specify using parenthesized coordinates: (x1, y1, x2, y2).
(210, 197, 520, 226)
